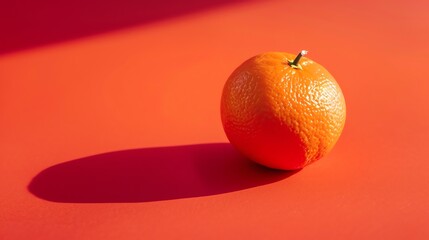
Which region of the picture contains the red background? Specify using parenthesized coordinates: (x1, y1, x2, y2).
(1, 0, 429, 239)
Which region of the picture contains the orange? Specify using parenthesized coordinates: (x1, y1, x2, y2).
(221, 51, 346, 170)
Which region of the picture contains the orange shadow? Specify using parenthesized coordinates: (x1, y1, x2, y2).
(28, 143, 297, 203)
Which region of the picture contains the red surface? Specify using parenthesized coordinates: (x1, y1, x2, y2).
(1, 0, 429, 239)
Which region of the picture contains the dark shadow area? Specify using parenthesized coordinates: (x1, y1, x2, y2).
(0, 0, 253, 55)
(28, 143, 298, 203)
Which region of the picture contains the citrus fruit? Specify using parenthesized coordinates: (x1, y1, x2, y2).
(221, 51, 346, 170)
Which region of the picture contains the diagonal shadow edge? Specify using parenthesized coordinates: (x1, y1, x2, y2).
(0, 0, 256, 55)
